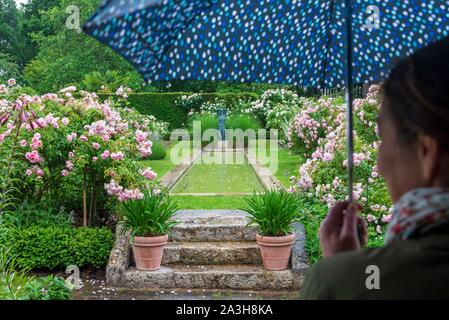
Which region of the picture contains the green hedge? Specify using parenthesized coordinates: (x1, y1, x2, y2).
(99, 92, 259, 129)
(1, 226, 114, 270)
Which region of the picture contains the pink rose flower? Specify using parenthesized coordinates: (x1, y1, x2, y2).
(80, 135, 88, 142)
(36, 168, 44, 176)
(25, 150, 43, 163)
(20, 139, 27, 147)
(111, 152, 124, 161)
(7, 78, 16, 87)
(135, 130, 148, 143)
(104, 179, 123, 196)
(89, 120, 106, 136)
(381, 214, 392, 223)
(101, 150, 110, 160)
(67, 132, 77, 142)
(31, 134, 42, 149)
(92, 142, 100, 150)
(92, 156, 98, 162)
(61, 169, 69, 177)
(323, 153, 333, 162)
(61, 118, 69, 125)
(66, 160, 74, 170)
(142, 168, 157, 180)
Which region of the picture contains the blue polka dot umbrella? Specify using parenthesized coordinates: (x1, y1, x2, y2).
(83, 0, 449, 200)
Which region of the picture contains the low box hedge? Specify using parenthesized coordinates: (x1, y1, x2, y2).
(0, 226, 114, 270)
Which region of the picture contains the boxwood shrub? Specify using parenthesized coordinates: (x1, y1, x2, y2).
(0, 226, 114, 270)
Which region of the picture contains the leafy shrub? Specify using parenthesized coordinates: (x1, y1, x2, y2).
(288, 85, 392, 249)
(226, 115, 263, 147)
(1, 202, 74, 228)
(226, 115, 262, 132)
(0, 82, 166, 223)
(0, 248, 72, 300)
(241, 190, 301, 236)
(188, 114, 218, 136)
(175, 93, 205, 112)
(0, 226, 114, 270)
(147, 140, 167, 160)
(81, 70, 133, 93)
(0, 248, 31, 300)
(25, 275, 72, 300)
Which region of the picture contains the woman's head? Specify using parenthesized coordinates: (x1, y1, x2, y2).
(378, 36, 449, 202)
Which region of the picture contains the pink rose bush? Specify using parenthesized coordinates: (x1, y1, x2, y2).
(0, 80, 169, 218)
(287, 85, 392, 244)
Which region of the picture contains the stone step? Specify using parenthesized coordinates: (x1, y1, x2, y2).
(117, 265, 302, 290)
(170, 210, 258, 242)
(161, 241, 262, 265)
(107, 210, 309, 291)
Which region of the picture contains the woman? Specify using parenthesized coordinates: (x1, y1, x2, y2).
(300, 36, 449, 299)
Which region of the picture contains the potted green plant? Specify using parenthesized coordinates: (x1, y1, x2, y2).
(117, 190, 179, 271)
(241, 190, 301, 271)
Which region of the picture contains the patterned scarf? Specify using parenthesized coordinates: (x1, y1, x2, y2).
(385, 187, 449, 244)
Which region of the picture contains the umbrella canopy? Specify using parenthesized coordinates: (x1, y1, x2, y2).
(83, 0, 449, 88)
(83, 0, 449, 200)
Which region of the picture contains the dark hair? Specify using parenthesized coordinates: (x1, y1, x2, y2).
(382, 36, 449, 152)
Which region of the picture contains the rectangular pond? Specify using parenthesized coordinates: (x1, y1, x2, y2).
(170, 151, 266, 195)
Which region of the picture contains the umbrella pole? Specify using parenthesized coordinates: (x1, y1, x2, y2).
(344, 0, 354, 203)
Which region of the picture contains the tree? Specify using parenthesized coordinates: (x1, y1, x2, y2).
(0, 53, 21, 83)
(18, 0, 61, 67)
(23, 0, 142, 93)
(0, 0, 21, 58)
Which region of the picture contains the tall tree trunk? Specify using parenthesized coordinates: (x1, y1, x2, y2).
(83, 169, 87, 227)
(88, 171, 96, 226)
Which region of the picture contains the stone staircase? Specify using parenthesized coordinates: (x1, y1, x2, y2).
(106, 210, 309, 291)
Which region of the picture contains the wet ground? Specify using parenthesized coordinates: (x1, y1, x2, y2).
(33, 269, 300, 300)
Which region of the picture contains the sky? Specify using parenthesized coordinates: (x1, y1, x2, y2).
(15, 0, 29, 6)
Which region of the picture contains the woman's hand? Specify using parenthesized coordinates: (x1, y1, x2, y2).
(319, 201, 368, 258)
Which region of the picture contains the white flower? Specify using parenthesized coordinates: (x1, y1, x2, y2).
(59, 86, 77, 93)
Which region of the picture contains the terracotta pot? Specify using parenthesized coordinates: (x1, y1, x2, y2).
(256, 233, 295, 271)
(132, 235, 168, 271)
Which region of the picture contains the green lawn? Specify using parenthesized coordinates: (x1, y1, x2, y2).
(171, 151, 265, 194)
(172, 195, 247, 210)
(147, 140, 303, 209)
(142, 141, 193, 180)
(253, 140, 303, 187)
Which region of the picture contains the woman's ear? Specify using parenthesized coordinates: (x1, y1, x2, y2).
(416, 134, 440, 186)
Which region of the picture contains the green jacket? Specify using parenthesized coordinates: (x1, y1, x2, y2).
(300, 224, 449, 299)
